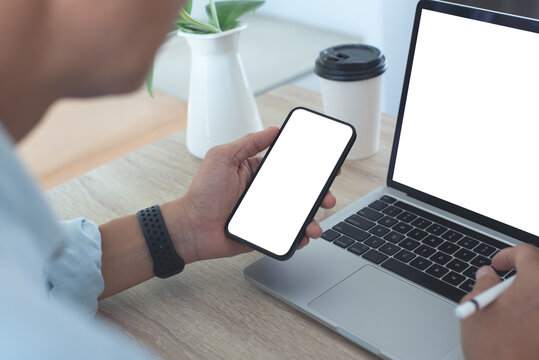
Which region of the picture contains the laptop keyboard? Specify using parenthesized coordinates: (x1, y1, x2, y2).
(322, 195, 516, 303)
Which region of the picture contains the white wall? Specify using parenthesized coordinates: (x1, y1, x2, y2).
(259, 0, 419, 116)
(259, 0, 385, 47)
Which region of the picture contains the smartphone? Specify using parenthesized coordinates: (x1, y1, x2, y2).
(225, 107, 356, 260)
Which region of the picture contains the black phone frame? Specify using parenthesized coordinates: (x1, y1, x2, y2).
(225, 107, 357, 260)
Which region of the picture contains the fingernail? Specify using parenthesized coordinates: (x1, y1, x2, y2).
(476, 266, 491, 279)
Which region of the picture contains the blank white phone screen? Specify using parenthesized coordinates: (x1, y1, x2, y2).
(227, 109, 353, 256)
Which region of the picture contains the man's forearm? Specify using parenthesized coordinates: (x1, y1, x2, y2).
(98, 199, 198, 299)
(98, 214, 154, 299)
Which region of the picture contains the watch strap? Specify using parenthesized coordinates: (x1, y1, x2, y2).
(137, 205, 185, 278)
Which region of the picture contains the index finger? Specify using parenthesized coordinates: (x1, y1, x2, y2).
(228, 127, 279, 165)
(492, 243, 539, 271)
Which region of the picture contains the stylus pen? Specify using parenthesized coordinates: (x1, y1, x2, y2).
(454, 275, 515, 319)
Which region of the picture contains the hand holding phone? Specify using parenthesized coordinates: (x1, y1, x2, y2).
(226, 107, 356, 260)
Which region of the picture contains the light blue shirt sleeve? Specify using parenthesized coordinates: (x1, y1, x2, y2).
(0, 124, 158, 359)
(47, 218, 104, 315)
(1, 260, 158, 360)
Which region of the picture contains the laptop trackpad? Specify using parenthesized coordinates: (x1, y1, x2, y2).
(309, 265, 461, 360)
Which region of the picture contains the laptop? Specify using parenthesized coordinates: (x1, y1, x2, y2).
(244, 1, 539, 359)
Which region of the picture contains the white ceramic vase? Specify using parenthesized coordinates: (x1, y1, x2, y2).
(179, 24, 263, 159)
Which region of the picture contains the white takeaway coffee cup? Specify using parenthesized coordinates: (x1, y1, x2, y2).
(315, 44, 387, 160)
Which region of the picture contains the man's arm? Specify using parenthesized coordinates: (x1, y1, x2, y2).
(98, 128, 336, 299)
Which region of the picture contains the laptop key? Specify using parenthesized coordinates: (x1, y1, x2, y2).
(459, 279, 476, 293)
(426, 264, 449, 278)
(441, 230, 463, 242)
(396, 211, 417, 223)
(394, 201, 511, 250)
(364, 236, 385, 249)
(410, 256, 432, 271)
(333, 236, 355, 248)
(426, 224, 448, 236)
(471, 255, 491, 267)
(458, 237, 480, 250)
(454, 248, 475, 262)
(333, 222, 370, 242)
(407, 228, 428, 241)
(463, 266, 479, 279)
(430, 251, 452, 265)
(411, 218, 432, 229)
(380, 195, 397, 203)
(494, 267, 509, 278)
(423, 235, 444, 248)
(414, 244, 436, 258)
(362, 249, 389, 264)
(357, 207, 384, 221)
(379, 242, 401, 256)
(393, 222, 413, 234)
(394, 249, 416, 263)
(438, 241, 460, 255)
(369, 200, 389, 211)
(322, 229, 340, 241)
(382, 205, 403, 217)
(383, 231, 406, 244)
(345, 214, 376, 230)
(348, 243, 370, 256)
(369, 225, 391, 237)
(474, 243, 497, 257)
(442, 272, 466, 286)
(379, 216, 399, 228)
(447, 258, 468, 273)
(504, 269, 517, 279)
(381, 258, 466, 303)
(399, 238, 420, 251)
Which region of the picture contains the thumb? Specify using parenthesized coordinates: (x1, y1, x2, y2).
(226, 127, 279, 165)
(460, 266, 500, 303)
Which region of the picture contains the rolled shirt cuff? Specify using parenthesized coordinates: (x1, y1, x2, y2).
(46, 218, 104, 316)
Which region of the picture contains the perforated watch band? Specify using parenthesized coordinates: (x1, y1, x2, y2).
(137, 205, 185, 278)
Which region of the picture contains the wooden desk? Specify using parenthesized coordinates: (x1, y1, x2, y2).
(46, 85, 396, 359)
(18, 89, 187, 189)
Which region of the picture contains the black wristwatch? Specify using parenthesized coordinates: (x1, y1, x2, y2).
(137, 205, 185, 278)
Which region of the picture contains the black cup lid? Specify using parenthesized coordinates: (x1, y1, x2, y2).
(315, 44, 387, 81)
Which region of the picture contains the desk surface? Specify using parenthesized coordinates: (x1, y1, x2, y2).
(46, 85, 396, 359)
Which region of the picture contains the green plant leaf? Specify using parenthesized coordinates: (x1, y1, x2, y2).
(146, 61, 154, 98)
(176, 17, 214, 34)
(205, 1, 265, 31)
(179, 9, 221, 33)
(185, 0, 193, 14)
(209, 0, 221, 31)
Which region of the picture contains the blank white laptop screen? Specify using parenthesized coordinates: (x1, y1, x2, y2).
(392, 9, 539, 237)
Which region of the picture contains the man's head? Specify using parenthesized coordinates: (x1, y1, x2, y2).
(0, 0, 185, 140)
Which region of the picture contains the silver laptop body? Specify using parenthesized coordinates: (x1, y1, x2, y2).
(244, 1, 539, 359)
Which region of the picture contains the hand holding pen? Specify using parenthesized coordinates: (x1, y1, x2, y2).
(459, 244, 539, 360)
(455, 275, 515, 319)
